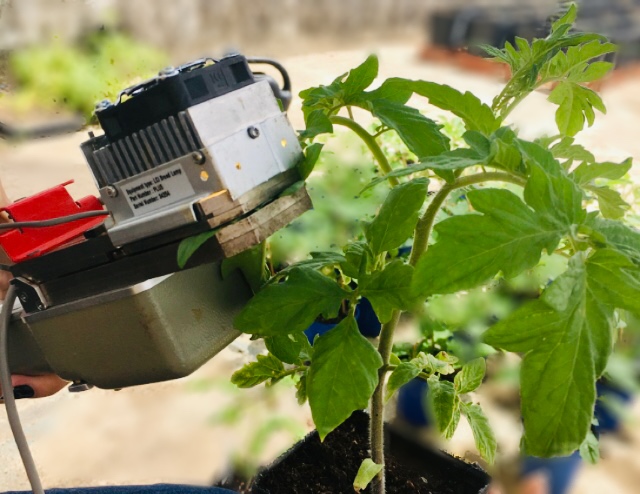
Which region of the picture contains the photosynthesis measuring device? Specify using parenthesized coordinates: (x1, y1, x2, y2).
(1, 55, 310, 390)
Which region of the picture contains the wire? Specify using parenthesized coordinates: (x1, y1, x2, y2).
(0, 210, 108, 491)
(0, 284, 45, 494)
(0, 210, 109, 230)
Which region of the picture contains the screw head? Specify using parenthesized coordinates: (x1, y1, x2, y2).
(105, 186, 118, 198)
(247, 126, 260, 139)
(158, 66, 179, 78)
(95, 99, 112, 112)
(191, 151, 206, 165)
(19, 294, 28, 302)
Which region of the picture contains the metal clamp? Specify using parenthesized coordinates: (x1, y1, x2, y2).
(12, 279, 47, 313)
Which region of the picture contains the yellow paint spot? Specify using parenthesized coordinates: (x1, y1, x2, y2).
(281, 139, 287, 147)
(235, 163, 242, 170)
(200, 171, 209, 181)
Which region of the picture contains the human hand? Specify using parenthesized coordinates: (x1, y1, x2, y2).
(0, 374, 68, 401)
(0, 279, 68, 400)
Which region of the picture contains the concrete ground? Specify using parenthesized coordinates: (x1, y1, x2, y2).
(1, 45, 639, 492)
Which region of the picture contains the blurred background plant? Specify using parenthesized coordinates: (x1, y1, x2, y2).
(0, 29, 167, 119)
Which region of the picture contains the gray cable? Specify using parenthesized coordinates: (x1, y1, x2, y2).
(0, 284, 45, 494)
(0, 210, 109, 230)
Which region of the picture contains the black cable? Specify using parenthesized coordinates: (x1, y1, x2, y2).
(0, 210, 109, 230)
(0, 284, 45, 494)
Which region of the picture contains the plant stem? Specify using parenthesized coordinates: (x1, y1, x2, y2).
(409, 171, 526, 266)
(369, 170, 526, 494)
(329, 115, 400, 187)
(370, 310, 401, 494)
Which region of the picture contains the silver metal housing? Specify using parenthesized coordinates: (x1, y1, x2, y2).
(87, 80, 302, 246)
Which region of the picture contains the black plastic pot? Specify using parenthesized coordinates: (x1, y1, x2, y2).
(251, 410, 490, 494)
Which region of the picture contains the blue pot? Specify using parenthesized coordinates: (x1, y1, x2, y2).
(304, 318, 339, 343)
(397, 378, 431, 427)
(521, 452, 582, 494)
(305, 304, 381, 343)
(356, 297, 382, 338)
(594, 380, 633, 433)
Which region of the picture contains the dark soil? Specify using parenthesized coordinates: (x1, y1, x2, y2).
(251, 411, 489, 494)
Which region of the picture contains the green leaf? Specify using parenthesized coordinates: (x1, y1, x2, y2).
(362, 149, 482, 190)
(342, 241, 375, 279)
(365, 178, 428, 255)
(177, 230, 216, 269)
(487, 4, 608, 119)
(454, 358, 486, 394)
(231, 354, 286, 388)
(235, 268, 349, 336)
(296, 373, 308, 405)
(572, 61, 614, 83)
(552, 4, 577, 31)
(461, 402, 498, 464)
(550, 136, 595, 165)
(587, 186, 630, 219)
(385, 353, 428, 403)
(484, 255, 614, 456)
(548, 82, 606, 137)
(353, 459, 384, 492)
(265, 331, 312, 365)
(413, 189, 564, 297)
(343, 54, 378, 98)
(517, 139, 564, 175)
(279, 180, 305, 198)
(579, 430, 600, 464)
(360, 77, 413, 104)
(571, 158, 632, 185)
(365, 99, 450, 159)
(300, 109, 333, 139)
(268, 252, 347, 284)
(542, 41, 616, 84)
(586, 249, 640, 316)
(587, 217, 640, 263)
(464, 130, 492, 155)
(428, 376, 460, 440)
(360, 261, 417, 323)
(524, 161, 586, 228)
(299, 79, 344, 119)
(429, 352, 458, 375)
(307, 315, 382, 440)
(299, 143, 324, 179)
(221, 242, 267, 292)
(409, 81, 500, 135)
(489, 138, 523, 172)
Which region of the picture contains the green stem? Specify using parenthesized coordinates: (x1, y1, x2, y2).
(496, 79, 548, 121)
(281, 366, 307, 378)
(370, 172, 525, 494)
(409, 171, 526, 267)
(347, 106, 355, 120)
(370, 310, 401, 494)
(330, 115, 400, 187)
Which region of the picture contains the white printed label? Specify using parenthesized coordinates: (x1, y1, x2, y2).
(122, 164, 195, 216)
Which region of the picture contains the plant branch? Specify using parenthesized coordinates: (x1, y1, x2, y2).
(409, 171, 526, 266)
(330, 115, 400, 187)
(370, 169, 525, 494)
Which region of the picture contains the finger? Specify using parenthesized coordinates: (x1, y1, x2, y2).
(518, 473, 549, 494)
(2, 375, 68, 399)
